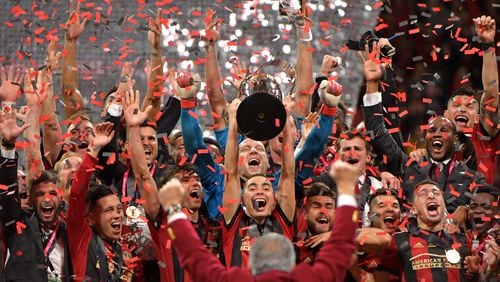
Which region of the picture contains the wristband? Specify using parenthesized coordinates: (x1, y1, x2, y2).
(320, 105, 338, 117)
(180, 99, 196, 109)
(296, 24, 312, 42)
(107, 104, 123, 117)
(481, 42, 495, 51)
(1, 139, 15, 150)
(164, 204, 183, 217)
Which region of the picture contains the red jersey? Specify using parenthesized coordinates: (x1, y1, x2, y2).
(148, 209, 220, 282)
(68, 153, 133, 281)
(470, 123, 499, 184)
(221, 205, 294, 272)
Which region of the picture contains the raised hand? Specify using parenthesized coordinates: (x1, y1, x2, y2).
(175, 72, 201, 99)
(123, 86, 152, 127)
(0, 66, 23, 103)
(148, 9, 162, 49)
(117, 62, 135, 94)
(227, 98, 241, 122)
(319, 55, 339, 76)
(228, 57, 247, 91)
(45, 39, 62, 72)
(483, 239, 499, 273)
(0, 111, 30, 143)
(23, 68, 41, 106)
(329, 161, 359, 195)
(158, 178, 185, 210)
(318, 79, 343, 107)
(301, 111, 319, 141)
(473, 16, 495, 44)
(65, 0, 87, 41)
(358, 41, 385, 83)
(90, 122, 115, 148)
(204, 8, 221, 43)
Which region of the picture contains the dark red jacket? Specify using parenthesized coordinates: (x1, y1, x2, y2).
(168, 206, 357, 282)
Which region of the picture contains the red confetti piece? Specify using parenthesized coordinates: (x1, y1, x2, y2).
(16, 221, 27, 234)
(218, 206, 228, 213)
(409, 28, 420, 35)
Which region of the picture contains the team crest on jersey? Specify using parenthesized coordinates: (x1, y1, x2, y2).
(240, 235, 251, 251)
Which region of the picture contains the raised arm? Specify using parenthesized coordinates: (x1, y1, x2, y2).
(41, 40, 63, 167)
(23, 69, 44, 183)
(67, 122, 114, 258)
(142, 9, 165, 120)
(178, 72, 224, 220)
(0, 110, 29, 225)
(61, 0, 87, 118)
(360, 43, 408, 173)
(277, 99, 296, 222)
(0, 66, 22, 110)
(291, 3, 314, 117)
(222, 99, 242, 224)
(474, 16, 499, 137)
(204, 9, 227, 131)
(124, 87, 160, 219)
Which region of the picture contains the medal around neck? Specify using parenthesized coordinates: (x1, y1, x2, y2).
(126, 206, 140, 220)
(445, 249, 461, 264)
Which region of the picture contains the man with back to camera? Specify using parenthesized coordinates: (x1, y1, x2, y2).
(156, 160, 360, 281)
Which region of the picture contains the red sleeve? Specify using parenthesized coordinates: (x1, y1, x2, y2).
(169, 218, 252, 282)
(67, 153, 97, 278)
(292, 206, 357, 282)
(378, 235, 402, 273)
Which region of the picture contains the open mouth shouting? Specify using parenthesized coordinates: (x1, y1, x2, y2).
(110, 221, 122, 234)
(316, 216, 330, 226)
(429, 138, 446, 158)
(383, 215, 396, 229)
(454, 115, 469, 128)
(346, 157, 360, 165)
(247, 158, 262, 173)
(144, 146, 152, 158)
(40, 202, 56, 221)
(188, 188, 201, 202)
(425, 202, 440, 218)
(252, 198, 267, 212)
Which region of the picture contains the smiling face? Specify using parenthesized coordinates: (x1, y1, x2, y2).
(239, 139, 269, 179)
(413, 183, 446, 231)
(338, 136, 371, 174)
(369, 194, 401, 233)
(468, 193, 497, 235)
(140, 126, 158, 166)
(305, 195, 335, 235)
(425, 117, 457, 162)
(242, 175, 276, 223)
(175, 170, 203, 211)
(31, 182, 62, 226)
(65, 120, 95, 151)
(90, 194, 123, 242)
(445, 94, 479, 132)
